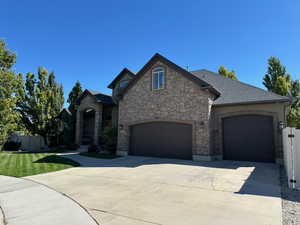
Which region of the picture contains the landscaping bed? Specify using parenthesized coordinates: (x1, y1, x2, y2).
(0, 151, 80, 177)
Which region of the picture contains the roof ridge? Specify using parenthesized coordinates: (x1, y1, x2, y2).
(193, 69, 289, 100)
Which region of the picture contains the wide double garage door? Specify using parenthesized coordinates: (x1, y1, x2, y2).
(129, 116, 275, 162)
(223, 115, 275, 163)
(130, 122, 192, 160)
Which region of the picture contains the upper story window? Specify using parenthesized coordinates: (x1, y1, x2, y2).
(152, 67, 165, 90)
(119, 80, 129, 88)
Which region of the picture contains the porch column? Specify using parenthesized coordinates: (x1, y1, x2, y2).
(75, 110, 81, 145)
(94, 110, 99, 145)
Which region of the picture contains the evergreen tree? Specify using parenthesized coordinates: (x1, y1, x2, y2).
(0, 39, 23, 147)
(67, 81, 82, 115)
(18, 67, 64, 145)
(66, 81, 83, 143)
(218, 65, 238, 80)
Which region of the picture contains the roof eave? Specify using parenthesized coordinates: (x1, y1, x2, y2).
(213, 98, 291, 107)
(107, 68, 135, 89)
(201, 86, 221, 98)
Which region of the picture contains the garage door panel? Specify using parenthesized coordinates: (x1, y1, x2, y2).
(223, 115, 275, 163)
(130, 122, 192, 160)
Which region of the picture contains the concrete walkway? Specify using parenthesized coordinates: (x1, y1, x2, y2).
(58, 152, 123, 167)
(0, 175, 98, 225)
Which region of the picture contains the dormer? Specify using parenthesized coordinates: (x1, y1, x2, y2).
(107, 68, 135, 103)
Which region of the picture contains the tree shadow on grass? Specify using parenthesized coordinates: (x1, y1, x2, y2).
(34, 155, 80, 167)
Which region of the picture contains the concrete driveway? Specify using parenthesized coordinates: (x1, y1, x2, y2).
(28, 156, 282, 225)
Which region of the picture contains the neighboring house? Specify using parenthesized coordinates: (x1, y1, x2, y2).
(75, 53, 291, 164)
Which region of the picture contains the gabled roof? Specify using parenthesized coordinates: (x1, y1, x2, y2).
(191, 69, 291, 106)
(57, 108, 72, 119)
(119, 53, 220, 99)
(76, 89, 114, 105)
(107, 68, 135, 89)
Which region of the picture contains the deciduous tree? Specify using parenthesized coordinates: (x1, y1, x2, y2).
(287, 80, 300, 128)
(218, 65, 237, 80)
(263, 57, 300, 128)
(18, 67, 64, 144)
(0, 39, 23, 147)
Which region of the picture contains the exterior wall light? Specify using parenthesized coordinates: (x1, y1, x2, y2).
(278, 121, 285, 130)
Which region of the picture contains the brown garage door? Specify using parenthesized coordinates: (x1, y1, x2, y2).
(223, 115, 275, 163)
(130, 122, 192, 160)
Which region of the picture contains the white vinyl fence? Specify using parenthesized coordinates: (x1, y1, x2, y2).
(283, 127, 300, 189)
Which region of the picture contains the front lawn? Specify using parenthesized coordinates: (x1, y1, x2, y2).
(80, 152, 120, 159)
(0, 151, 80, 177)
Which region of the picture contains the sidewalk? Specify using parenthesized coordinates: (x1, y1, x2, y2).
(0, 206, 4, 225)
(0, 175, 98, 225)
(58, 152, 125, 167)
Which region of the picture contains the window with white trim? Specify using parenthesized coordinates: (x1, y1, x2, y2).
(152, 67, 165, 90)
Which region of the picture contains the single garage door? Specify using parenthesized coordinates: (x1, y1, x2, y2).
(223, 115, 275, 163)
(130, 122, 192, 160)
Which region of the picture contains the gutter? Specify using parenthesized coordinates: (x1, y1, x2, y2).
(213, 98, 291, 107)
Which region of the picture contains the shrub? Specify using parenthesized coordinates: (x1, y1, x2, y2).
(3, 141, 21, 151)
(102, 127, 118, 154)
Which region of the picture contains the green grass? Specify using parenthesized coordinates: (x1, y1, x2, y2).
(0, 151, 80, 177)
(80, 152, 120, 159)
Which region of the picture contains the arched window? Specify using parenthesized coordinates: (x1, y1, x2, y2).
(152, 67, 165, 90)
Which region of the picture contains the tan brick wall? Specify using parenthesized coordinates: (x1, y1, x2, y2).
(117, 60, 215, 158)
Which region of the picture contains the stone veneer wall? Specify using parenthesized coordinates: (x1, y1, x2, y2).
(75, 95, 103, 145)
(117, 60, 215, 160)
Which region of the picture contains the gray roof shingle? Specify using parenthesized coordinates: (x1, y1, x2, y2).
(86, 89, 114, 105)
(191, 69, 290, 106)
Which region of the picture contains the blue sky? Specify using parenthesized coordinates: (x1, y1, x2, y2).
(1, 0, 299, 105)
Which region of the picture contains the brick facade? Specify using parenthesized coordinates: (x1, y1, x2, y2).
(117, 60, 216, 160)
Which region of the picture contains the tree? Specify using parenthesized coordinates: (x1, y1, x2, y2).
(287, 80, 300, 128)
(263, 57, 292, 96)
(218, 65, 238, 80)
(18, 67, 64, 145)
(263, 57, 300, 128)
(66, 81, 83, 142)
(0, 39, 23, 147)
(67, 81, 82, 115)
